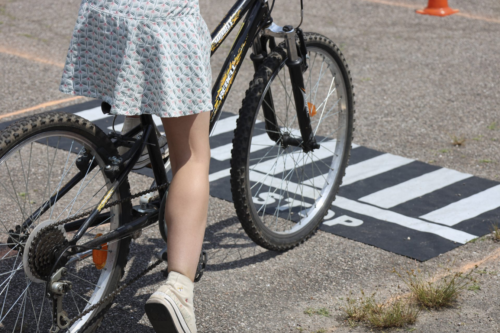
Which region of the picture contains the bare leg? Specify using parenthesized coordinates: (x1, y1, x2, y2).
(161, 112, 210, 282)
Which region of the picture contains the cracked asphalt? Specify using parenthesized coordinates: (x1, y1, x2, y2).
(0, 0, 499, 332)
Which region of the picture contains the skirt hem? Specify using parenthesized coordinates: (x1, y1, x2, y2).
(59, 88, 213, 118)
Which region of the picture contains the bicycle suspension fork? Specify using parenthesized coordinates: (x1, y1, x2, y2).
(261, 23, 320, 152)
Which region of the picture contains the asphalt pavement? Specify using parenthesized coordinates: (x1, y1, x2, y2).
(0, 0, 499, 332)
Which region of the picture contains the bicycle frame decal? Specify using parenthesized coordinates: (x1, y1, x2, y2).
(214, 41, 246, 112)
(97, 187, 115, 211)
(211, 9, 242, 53)
(210, 0, 254, 55)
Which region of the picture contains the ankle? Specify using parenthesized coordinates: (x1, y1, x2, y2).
(167, 271, 194, 291)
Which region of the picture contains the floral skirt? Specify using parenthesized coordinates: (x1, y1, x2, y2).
(60, 0, 213, 117)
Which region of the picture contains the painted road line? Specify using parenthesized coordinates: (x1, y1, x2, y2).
(211, 129, 301, 161)
(420, 184, 500, 226)
(249, 170, 477, 244)
(251, 140, 338, 175)
(108, 115, 163, 132)
(303, 152, 413, 189)
(210, 140, 354, 182)
(358, 168, 473, 209)
(210, 115, 238, 137)
(210, 115, 262, 137)
(332, 196, 476, 244)
(76, 107, 111, 123)
(341, 153, 413, 186)
(0, 96, 83, 120)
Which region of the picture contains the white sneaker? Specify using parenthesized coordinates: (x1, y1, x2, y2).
(117, 117, 168, 170)
(145, 272, 197, 333)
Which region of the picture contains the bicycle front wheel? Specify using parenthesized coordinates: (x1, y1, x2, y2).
(231, 33, 355, 251)
(0, 112, 132, 332)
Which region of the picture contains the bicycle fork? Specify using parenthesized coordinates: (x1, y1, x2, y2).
(258, 23, 320, 152)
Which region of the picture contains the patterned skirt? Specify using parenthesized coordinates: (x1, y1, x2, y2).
(60, 0, 213, 117)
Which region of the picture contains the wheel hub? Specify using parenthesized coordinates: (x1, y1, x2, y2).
(23, 220, 68, 283)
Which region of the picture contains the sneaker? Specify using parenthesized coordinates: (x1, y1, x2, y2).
(117, 117, 168, 170)
(145, 271, 197, 333)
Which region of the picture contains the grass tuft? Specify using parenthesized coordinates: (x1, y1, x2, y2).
(304, 307, 330, 317)
(491, 224, 500, 242)
(451, 135, 466, 147)
(394, 267, 477, 309)
(343, 291, 419, 329)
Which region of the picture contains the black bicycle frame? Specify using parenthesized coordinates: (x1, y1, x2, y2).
(35, 0, 274, 264)
(208, 0, 269, 133)
(35, 0, 317, 276)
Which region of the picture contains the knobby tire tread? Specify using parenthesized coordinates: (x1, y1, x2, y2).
(0, 112, 132, 333)
(230, 33, 355, 252)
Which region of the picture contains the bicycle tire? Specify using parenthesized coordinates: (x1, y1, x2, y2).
(0, 112, 132, 332)
(230, 33, 355, 251)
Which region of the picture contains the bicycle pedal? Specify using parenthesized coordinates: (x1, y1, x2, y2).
(156, 246, 168, 262)
(194, 250, 207, 283)
(140, 192, 160, 204)
(132, 203, 157, 215)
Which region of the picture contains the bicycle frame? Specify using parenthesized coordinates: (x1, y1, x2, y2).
(25, 0, 318, 286)
(35, 0, 274, 276)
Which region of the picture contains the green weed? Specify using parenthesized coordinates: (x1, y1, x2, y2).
(394, 266, 478, 309)
(491, 224, 500, 242)
(342, 291, 419, 329)
(304, 307, 330, 317)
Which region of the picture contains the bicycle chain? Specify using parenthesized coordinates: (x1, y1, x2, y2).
(28, 182, 169, 331)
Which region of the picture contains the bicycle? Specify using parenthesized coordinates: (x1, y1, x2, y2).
(0, 0, 354, 331)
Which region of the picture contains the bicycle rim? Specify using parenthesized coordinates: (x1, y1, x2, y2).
(0, 130, 126, 332)
(246, 45, 351, 237)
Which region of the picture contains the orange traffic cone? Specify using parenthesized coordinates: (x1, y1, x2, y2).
(416, 0, 459, 17)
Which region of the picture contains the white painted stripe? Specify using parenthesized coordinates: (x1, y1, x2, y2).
(248, 170, 477, 244)
(209, 168, 231, 182)
(75, 107, 110, 122)
(209, 140, 356, 182)
(359, 168, 473, 209)
(210, 115, 238, 137)
(303, 153, 414, 189)
(210, 116, 262, 137)
(420, 184, 500, 226)
(332, 196, 476, 244)
(108, 115, 163, 132)
(251, 140, 338, 175)
(210, 129, 300, 161)
(341, 153, 414, 186)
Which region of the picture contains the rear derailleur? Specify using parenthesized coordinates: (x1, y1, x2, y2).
(49, 268, 72, 333)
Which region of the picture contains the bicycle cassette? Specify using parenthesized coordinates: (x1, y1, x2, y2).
(23, 220, 68, 283)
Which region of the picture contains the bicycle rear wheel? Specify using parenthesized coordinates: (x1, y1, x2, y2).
(231, 33, 355, 251)
(0, 112, 132, 332)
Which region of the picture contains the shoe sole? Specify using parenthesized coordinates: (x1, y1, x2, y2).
(145, 292, 191, 333)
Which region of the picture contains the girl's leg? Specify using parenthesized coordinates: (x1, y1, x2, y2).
(160, 111, 211, 281)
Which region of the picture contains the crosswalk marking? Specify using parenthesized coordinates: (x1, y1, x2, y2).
(340, 153, 414, 186)
(303, 153, 414, 189)
(248, 170, 477, 244)
(420, 184, 500, 226)
(4, 103, 497, 260)
(250, 140, 338, 175)
(75, 107, 110, 122)
(358, 168, 473, 209)
(108, 115, 163, 132)
(332, 196, 476, 244)
(210, 129, 301, 161)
